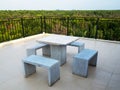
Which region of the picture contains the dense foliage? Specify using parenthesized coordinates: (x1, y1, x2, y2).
(0, 10, 120, 20)
(0, 10, 120, 42)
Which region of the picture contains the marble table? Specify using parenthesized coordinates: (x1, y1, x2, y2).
(37, 34, 79, 66)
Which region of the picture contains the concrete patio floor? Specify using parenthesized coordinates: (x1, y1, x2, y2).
(0, 34, 120, 90)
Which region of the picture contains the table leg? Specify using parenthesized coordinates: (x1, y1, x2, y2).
(50, 45, 66, 66)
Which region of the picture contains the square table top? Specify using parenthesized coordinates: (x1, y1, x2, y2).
(37, 34, 79, 45)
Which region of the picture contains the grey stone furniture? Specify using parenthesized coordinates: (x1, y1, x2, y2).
(69, 41, 85, 53)
(72, 49, 98, 77)
(37, 34, 79, 66)
(23, 55, 60, 86)
(26, 43, 50, 57)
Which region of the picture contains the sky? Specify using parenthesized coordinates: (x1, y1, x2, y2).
(0, 0, 120, 10)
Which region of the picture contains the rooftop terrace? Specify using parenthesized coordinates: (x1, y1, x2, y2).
(0, 34, 120, 90)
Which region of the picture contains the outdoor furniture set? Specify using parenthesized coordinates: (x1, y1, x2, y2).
(22, 34, 98, 86)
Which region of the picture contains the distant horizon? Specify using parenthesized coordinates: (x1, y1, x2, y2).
(0, 0, 120, 10)
(0, 9, 120, 11)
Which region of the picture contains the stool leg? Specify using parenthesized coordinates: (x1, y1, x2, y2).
(78, 44, 85, 53)
(72, 58, 89, 77)
(89, 52, 98, 66)
(23, 62, 36, 77)
(48, 63, 60, 86)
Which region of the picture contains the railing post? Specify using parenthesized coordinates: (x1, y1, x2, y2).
(95, 18, 99, 39)
(21, 18, 25, 37)
(0, 21, 5, 42)
(67, 16, 69, 35)
(43, 16, 46, 33)
(88, 24, 91, 37)
(40, 16, 43, 33)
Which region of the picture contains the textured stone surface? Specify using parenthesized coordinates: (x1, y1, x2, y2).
(0, 34, 120, 90)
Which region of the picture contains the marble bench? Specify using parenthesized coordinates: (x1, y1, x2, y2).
(23, 55, 60, 86)
(72, 49, 98, 77)
(26, 43, 50, 57)
(69, 41, 85, 53)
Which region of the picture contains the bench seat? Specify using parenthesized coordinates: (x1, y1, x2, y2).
(72, 49, 98, 77)
(69, 41, 85, 53)
(23, 55, 60, 86)
(26, 43, 50, 57)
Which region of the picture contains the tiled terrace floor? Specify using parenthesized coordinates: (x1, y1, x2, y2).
(0, 34, 120, 90)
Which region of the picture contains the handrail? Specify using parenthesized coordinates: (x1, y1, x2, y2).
(0, 16, 120, 42)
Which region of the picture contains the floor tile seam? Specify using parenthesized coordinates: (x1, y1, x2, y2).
(105, 71, 114, 90)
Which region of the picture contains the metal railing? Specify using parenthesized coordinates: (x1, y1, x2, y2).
(0, 16, 120, 42)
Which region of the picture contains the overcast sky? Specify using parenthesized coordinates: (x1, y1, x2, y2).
(0, 0, 120, 10)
